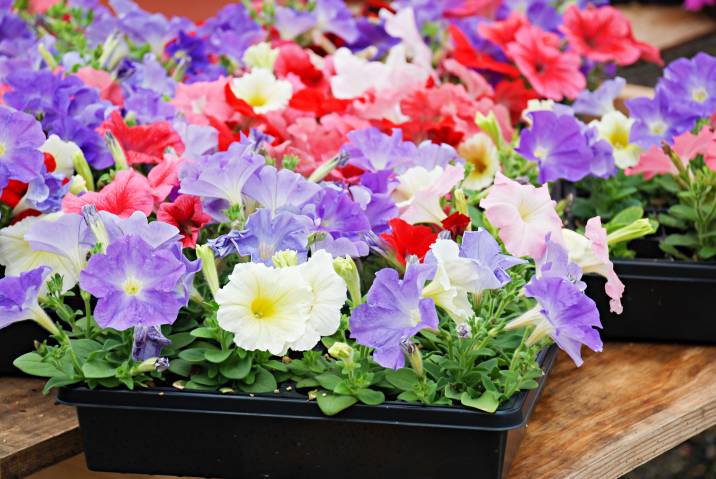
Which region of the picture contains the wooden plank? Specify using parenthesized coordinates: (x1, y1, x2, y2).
(617, 5, 716, 51)
(0, 378, 81, 479)
(508, 343, 716, 479)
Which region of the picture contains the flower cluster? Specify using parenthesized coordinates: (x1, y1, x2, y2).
(0, 0, 653, 415)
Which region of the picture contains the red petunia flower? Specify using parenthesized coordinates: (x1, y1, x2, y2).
(157, 195, 211, 248)
(62, 169, 154, 218)
(441, 212, 471, 239)
(380, 218, 438, 266)
(448, 24, 520, 78)
(494, 79, 539, 124)
(289, 87, 352, 116)
(478, 12, 528, 51)
(561, 5, 663, 66)
(506, 24, 586, 101)
(274, 43, 325, 88)
(99, 111, 185, 165)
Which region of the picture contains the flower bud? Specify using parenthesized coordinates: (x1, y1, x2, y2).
(333, 256, 362, 306)
(475, 111, 503, 149)
(37, 43, 58, 69)
(155, 357, 170, 372)
(400, 338, 424, 378)
(81, 205, 109, 253)
(607, 218, 658, 246)
(454, 188, 469, 217)
(243, 42, 279, 71)
(69, 175, 88, 195)
(31, 305, 60, 336)
(272, 250, 299, 268)
(328, 342, 354, 361)
(104, 131, 128, 171)
(196, 245, 220, 299)
(456, 322, 472, 339)
(308, 152, 349, 183)
(73, 150, 95, 191)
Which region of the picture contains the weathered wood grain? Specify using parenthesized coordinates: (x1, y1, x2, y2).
(508, 343, 716, 479)
(618, 5, 716, 51)
(0, 378, 81, 479)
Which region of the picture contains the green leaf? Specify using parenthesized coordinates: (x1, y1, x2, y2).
(81, 359, 116, 379)
(263, 359, 288, 372)
(385, 368, 419, 391)
(356, 388, 384, 405)
(190, 327, 216, 339)
(42, 376, 80, 394)
(460, 390, 500, 413)
(608, 206, 644, 230)
(397, 390, 419, 402)
(295, 378, 320, 388)
(333, 381, 353, 395)
(204, 349, 233, 363)
(698, 246, 716, 260)
(663, 234, 699, 247)
(219, 355, 252, 380)
(240, 367, 277, 393)
(178, 348, 208, 363)
(70, 339, 102, 361)
(315, 373, 342, 391)
(168, 359, 193, 377)
(167, 332, 196, 349)
(444, 384, 463, 400)
(668, 204, 698, 221)
(13, 353, 62, 378)
(316, 393, 358, 416)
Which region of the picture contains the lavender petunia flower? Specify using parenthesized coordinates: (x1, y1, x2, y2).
(80, 235, 187, 330)
(459, 228, 525, 289)
(123, 88, 176, 123)
(166, 31, 226, 82)
(414, 141, 462, 170)
(626, 91, 698, 148)
(350, 263, 438, 369)
(517, 111, 595, 183)
(0, 267, 51, 330)
(524, 276, 602, 367)
(274, 6, 317, 39)
(198, 3, 264, 61)
(314, 0, 360, 43)
(172, 121, 218, 161)
(243, 166, 321, 216)
(659, 53, 716, 118)
(347, 18, 400, 59)
(0, 106, 46, 192)
(350, 170, 398, 234)
(573, 77, 626, 117)
(132, 325, 171, 361)
(24, 169, 71, 213)
(208, 209, 312, 264)
(179, 141, 265, 219)
(343, 128, 417, 173)
(537, 235, 586, 291)
(123, 53, 176, 97)
(583, 125, 617, 179)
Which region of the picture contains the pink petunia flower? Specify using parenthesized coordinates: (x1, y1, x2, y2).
(147, 156, 183, 206)
(62, 169, 154, 218)
(506, 24, 586, 101)
(626, 127, 714, 179)
(480, 172, 563, 259)
(172, 77, 237, 125)
(75, 67, 124, 106)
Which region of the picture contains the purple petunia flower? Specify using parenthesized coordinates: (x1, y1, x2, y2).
(524, 276, 602, 367)
(24, 168, 71, 213)
(498, 0, 561, 32)
(243, 166, 321, 216)
(80, 235, 187, 330)
(199, 3, 264, 61)
(414, 141, 462, 170)
(343, 128, 417, 173)
(459, 228, 525, 289)
(172, 121, 218, 161)
(315, 0, 360, 43)
(0, 106, 46, 192)
(626, 90, 698, 149)
(166, 30, 225, 82)
(537, 235, 586, 291)
(124, 88, 176, 123)
(517, 111, 595, 183)
(274, 6, 317, 39)
(179, 141, 265, 220)
(350, 263, 438, 369)
(350, 170, 398, 234)
(573, 77, 625, 117)
(346, 18, 400, 59)
(583, 124, 617, 179)
(0, 267, 51, 330)
(658, 53, 716, 119)
(302, 186, 371, 257)
(132, 325, 171, 361)
(208, 209, 312, 264)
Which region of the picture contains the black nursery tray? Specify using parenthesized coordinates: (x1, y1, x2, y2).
(58, 345, 558, 479)
(586, 257, 716, 343)
(0, 321, 48, 375)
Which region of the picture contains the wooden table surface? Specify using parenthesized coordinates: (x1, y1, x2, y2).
(3, 343, 716, 479)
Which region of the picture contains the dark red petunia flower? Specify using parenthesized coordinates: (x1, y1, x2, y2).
(441, 212, 471, 239)
(99, 111, 185, 165)
(157, 194, 212, 248)
(380, 218, 438, 266)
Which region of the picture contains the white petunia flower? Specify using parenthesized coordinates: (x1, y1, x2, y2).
(216, 262, 312, 355)
(229, 69, 292, 114)
(459, 133, 499, 191)
(422, 239, 480, 322)
(287, 250, 347, 351)
(39, 134, 82, 178)
(591, 111, 641, 169)
(392, 164, 464, 225)
(242, 42, 279, 71)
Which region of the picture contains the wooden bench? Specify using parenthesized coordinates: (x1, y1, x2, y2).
(3, 342, 716, 479)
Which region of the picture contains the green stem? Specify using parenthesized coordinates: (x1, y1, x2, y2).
(508, 328, 530, 372)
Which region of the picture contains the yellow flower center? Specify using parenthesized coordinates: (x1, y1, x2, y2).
(692, 87, 708, 103)
(607, 126, 630, 149)
(534, 146, 548, 160)
(123, 278, 143, 296)
(649, 121, 667, 136)
(0, 142, 5, 158)
(251, 296, 276, 319)
(245, 91, 269, 108)
(409, 308, 422, 327)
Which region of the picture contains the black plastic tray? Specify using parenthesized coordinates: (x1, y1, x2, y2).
(58, 345, 558, 479)
(586, 259, 716, 343)
(0, 321, 48, 375)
